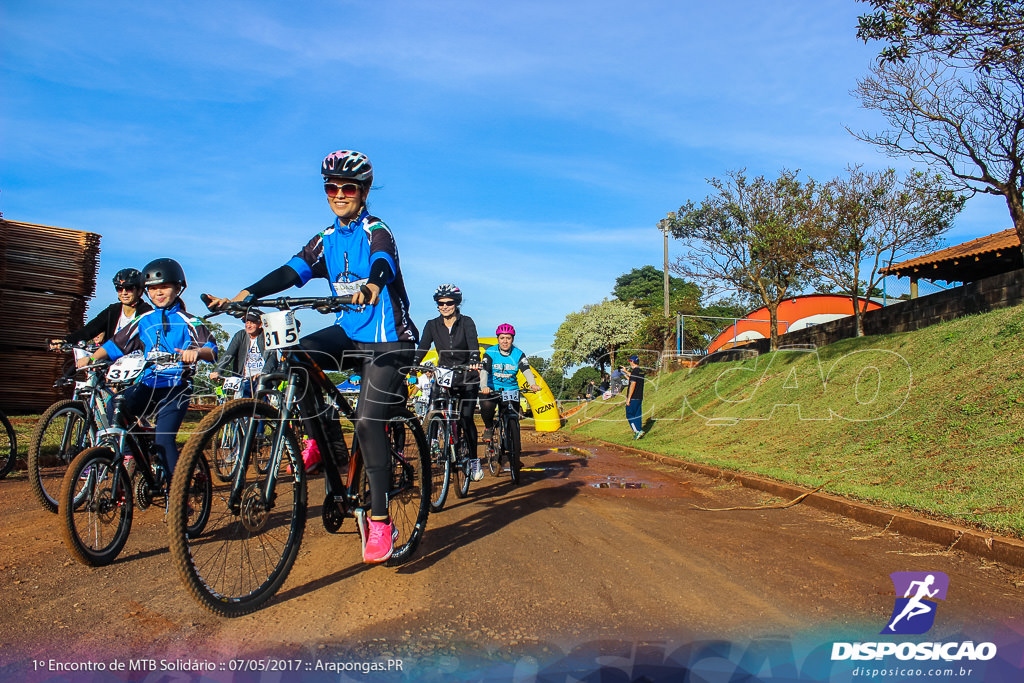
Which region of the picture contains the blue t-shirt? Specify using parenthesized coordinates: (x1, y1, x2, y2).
(482, 345, 530, 391)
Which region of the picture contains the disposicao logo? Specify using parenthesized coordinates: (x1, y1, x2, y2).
(831, 571, 997, 663)
(882, 571, 948, 635)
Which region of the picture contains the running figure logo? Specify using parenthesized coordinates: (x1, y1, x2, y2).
(882, 571, 949, 635)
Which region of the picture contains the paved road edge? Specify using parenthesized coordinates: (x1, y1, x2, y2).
(578, 435, 1024, 569)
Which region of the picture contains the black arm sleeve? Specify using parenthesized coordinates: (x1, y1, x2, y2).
(65, 304, 115, 344)
(463, 317, 481, 363)
(245, 265, 303, 299)
(414, 318, 435, 365)
(366, 259, 395, 290)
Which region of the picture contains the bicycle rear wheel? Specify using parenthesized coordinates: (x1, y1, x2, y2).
(59, 446, 133, 566)
(29, 400, 93, 513)
(361, 414, 429, 566)
(168, 400, 306, 617)
(0, 410, 15, 479)
(425, 412, 451, 512)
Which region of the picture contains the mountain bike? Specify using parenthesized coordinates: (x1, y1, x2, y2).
(485, 387, 534, 485)
(167, 295, 430, 617)
(58, 351, 213, 566)
(423, 364, 478, 511)
(28, 343, 139, 512)
(0, 409, 15, 479)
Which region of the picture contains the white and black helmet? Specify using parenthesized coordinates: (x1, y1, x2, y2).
(321, 149, 373, 185)
(433, 283, 463, 305)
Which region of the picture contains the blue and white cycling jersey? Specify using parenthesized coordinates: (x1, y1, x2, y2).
(285, 209, 418, 344)
(481, 345, 530, 391)
(102, 301, 218, 389)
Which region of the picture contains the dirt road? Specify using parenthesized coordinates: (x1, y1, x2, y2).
(2, 429, 1023, 680)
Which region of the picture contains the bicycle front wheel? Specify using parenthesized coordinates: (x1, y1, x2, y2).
(168, 399, 306, 617)
(29, 400, 93, 513)
(211, 417, 243, 483)
(508, 418, 522, 485)
(454, 429, 471, 498)
(425, 412, 451, 512)
(59, 446, 134, 566)
(0, 410, 15, 479)
(487, 420, 504, 477)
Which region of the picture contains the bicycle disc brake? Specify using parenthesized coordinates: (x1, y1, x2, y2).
(239, 483, 269, 532)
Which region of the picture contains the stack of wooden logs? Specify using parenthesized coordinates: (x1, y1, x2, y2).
(0, 219, 101, 412)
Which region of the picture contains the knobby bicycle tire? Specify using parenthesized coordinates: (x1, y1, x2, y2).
(358, 413, 431, 566)
(487, 419, 504, 477)
(59, 446, 134, 566)
(425, 411, 451, 512)
(0, 410, 15, 479)
(29, 400, 93, 513)
(168, 399, 306, 617)
(508, 416, 522, 485)
(454, 422, 471, 498)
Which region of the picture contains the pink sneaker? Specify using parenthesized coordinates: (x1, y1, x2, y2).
(362, 519, 398, 563)
(301, 438, 322, 474)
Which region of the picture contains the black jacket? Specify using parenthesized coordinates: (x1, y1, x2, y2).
(66, 301, 153, 345)
(415, 314, 481, 367)
(215, 329, 279, 377)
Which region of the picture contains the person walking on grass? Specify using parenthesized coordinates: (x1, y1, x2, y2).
(625, 354, 645, 439)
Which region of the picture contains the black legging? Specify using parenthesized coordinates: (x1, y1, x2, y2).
(452, 384, 478, 457)
(299, 325, 413, 519)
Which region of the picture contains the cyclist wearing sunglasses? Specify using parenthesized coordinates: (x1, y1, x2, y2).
(50, 268, 153, 349)
(205, 149, 419, 563)
(414, 284, 483, 480)
(479, 324, 540, 443)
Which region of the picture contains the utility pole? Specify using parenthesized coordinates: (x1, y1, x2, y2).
(659, 220, 671, 364)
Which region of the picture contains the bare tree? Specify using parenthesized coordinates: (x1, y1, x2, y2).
(663, 169, 821, 351)
(812, 166, 966, 336)
(852, 55, 1024, 254)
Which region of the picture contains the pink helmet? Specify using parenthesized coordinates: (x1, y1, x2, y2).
(495, 323, 516, 337)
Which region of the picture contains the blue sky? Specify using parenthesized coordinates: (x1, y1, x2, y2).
(1, 1, 1010, 356)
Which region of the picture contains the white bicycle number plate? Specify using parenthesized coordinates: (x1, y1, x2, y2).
(501, 389, 519, 402)
(434, 367, 455, 388)
(222, 377, 243, 394)
(262, 310, 300, 350)
(107, 355, 146, 383)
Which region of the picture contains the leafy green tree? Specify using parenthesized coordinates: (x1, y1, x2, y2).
(856, 0, 1024, 72)
(612, 266, 701, 313)
(566, 367, 600, 399)
(663, 169, 823, 350)
(552, 299, 645, 371)
(813, 166, 965, 336)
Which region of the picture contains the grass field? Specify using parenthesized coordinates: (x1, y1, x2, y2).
(569, 303, 1024, 538)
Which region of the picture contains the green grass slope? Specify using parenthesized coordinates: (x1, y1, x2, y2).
(570, 304, 1024, 537)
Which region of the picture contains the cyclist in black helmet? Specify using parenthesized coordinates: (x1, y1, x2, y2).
(414, 284, 484, 480)
(50, 268, 153, 349)
(80, 258, 218, 483)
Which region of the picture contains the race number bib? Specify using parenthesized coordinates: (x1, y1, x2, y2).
(434, 367, 455, 389)
(501, 389, 519, 402)
(332, 277, 368, 297)
(106, 355, 146, 384)
(262, 310, 300, 350)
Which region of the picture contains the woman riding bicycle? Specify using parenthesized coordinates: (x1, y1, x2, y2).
(77, 258, 217, 484)
(206, 149, 419, 564)
(479, 323, 540, 443)
(414, 284, 483, 480)
(51, 268, 153, 349)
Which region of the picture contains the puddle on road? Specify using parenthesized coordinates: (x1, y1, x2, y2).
(548, 447, 594, 458)
(589, 476, 656, 489)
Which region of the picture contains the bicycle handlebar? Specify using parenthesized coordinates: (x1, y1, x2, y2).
(201, 293, 356, 319)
